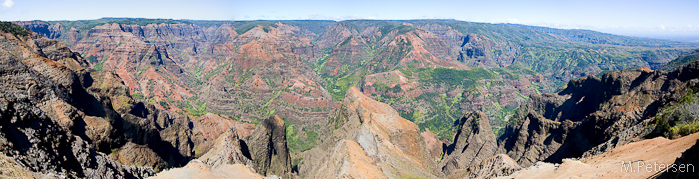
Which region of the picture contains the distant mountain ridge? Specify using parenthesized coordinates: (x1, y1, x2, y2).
(521, 24, 697, 48)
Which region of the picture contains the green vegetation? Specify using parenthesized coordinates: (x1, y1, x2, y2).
(45, 18, 335, 36)
(525, 25, 696, 48)
(101, 18, 185, 26)
(339, 36, 353, 47)
(224, 20, 334, 35)
(650, 87, 699, 138)
(181, 97, 208, 118)
(435, 152, 445, 163)
(93, 60, 105, 71)
(470, 114, 480, 132)
(340, 20, 402, 33)
(48, 18, 188, 32)
(0, 22, 30, 36)
(110, 148, 119, 155)
(284, 118, 319, 154)
(24, 18, 699, 154)
(390, 84, 402, 93)
(660, 50, 699, 71)
(391, 67, 520, 140)
(326, 71, 362, 101)
(407, 19, 697, 49)
(229, 21, 279, 34)
(418, 68, 496, 87)
(188, 20, 335, 35)
(517, 47, 634, 86)
(261, 90, 283, 117)
(203, 62, 231, 81)
(131, 93, 144, 100)
(86, 55, 99, 64)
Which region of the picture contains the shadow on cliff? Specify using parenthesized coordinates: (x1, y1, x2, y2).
(68, 72, 192, 167)
(654, 138, 699, 179)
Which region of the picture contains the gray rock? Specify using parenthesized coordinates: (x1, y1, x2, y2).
(446, 154, 521, 179)
(243, 115, 292, 179)
(199, 128, 253, 169)
(439, 111, 500, 175)
(499, 61, 699, 167)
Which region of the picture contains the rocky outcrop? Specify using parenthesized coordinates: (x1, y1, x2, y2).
(111, 142, 168, 171)
(421, 128, 444, 162)
(198, 128, 253, 169)
(82, 63, 196, 168)
(0, 153, 37, 178)
(300, 87, 441, 178)
(0, 22, 252, 178)
(457, 33, 518, 68)
(372, 27, 466, 70)
(13, 21, 64, 39)
(505, 133, 699, 179)
(415, 23, 463, 59)
(316, 23, 360, 49)
(243, 115, 293, 179)
(499, 60, 699, 167)
(0, 25, 155, 178)
(440, 111, 501, 175)
(1, 24, 303, 178)
(310, 139, 388, 179)
(191, 113, 255, 157)
(152, 122, 283, 178)
(446, 154, 521, 179)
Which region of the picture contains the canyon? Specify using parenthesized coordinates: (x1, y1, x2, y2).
(1, 19, 699, 178)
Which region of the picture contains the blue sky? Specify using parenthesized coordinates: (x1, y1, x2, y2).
(1, 0, 698, 40)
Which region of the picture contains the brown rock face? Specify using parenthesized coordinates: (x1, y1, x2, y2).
(311, 139, 388, 179)
(13, 21, 64, 39)
(112, 142, 168, 171)
(198, 128, 253, 169)
(458, 33, 517, 68)
(18, 21, 337, 127)
(200, 24, 336, 124)
(0, 153, 37, 178)
(499, 60, 699, 167)
(0, 25, 155, 178)
(0, 22, 253, 178)
(440, 111, 501, 175)
(301, 87, 441, 178)
(152, 126, 277, 178)
(191, 113, 255, 157)
(243, 115, 292, 178)
(446, 154, 521, 179)
(421, 128, 444, 162)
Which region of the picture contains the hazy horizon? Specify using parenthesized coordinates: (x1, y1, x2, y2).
(2, 0, 698, 41)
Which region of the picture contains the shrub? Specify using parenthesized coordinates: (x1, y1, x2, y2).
(0, 22, 30, 36)
(650, 92, 699, 138)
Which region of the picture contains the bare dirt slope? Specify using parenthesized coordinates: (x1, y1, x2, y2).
(503, 132, 699, 179)
(149, 162, 265, 179)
